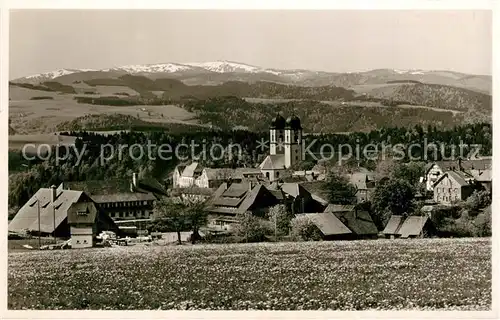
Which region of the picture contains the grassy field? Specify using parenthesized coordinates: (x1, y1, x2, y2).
(9, 85, 199, 134)
(8, 238, 491, 310)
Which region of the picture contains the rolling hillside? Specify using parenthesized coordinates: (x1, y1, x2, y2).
(13, 61, 491, 93)
(9, 61, 492, 135)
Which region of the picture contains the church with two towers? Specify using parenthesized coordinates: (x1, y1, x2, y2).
(259, 115, 304, 181)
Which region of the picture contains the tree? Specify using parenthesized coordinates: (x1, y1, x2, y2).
(152, 194, 208, 244)
(393, 162, 426, 186)
(182, 197, 209, 244)
(374, 158, 398, 182)
(371, 178, 415, 230)
(268, 204, 293, 239)
(152, 197, 187, 244)
(290, 215, 322, 241)
(325, 172, 357, 205)
(464, 190, 491, 214)
(233, 212, 271, 243)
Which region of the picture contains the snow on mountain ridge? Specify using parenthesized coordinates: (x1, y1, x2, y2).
(25, 68, 96, 80)
(393, 69, 426, 75)
(109, 63, 193, 73)
(184, 61, 262, 73)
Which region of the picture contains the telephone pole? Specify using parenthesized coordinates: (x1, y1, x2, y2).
(37, 199, 41, 249)
(274, 212, 277, 242)
(53, 202, 56, 244)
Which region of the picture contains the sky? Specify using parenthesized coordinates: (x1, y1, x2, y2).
(9, 10, 492, 79)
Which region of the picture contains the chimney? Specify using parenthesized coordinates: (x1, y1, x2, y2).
(50, 185, 57, 203)
(132, 173, 137, 188)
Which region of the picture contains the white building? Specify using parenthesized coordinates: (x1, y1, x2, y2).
(260, 115, 303, 181)
(172, 162, 203, 188)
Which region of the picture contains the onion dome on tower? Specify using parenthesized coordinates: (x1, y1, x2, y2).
(270, 114, 286, 129)
(285, 115, 302, 130)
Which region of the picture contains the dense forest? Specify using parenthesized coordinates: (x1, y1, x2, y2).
(9, 81, 76, 94)
(183, 97, 469, 132)
(55, 114, 209, 133)
(9, 122, 492, 211)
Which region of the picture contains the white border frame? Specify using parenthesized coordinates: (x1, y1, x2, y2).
(0, 1, 498, 319)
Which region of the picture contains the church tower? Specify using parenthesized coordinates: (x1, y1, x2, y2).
(284, 116, 303, 168)
(269, 114, 286, 155)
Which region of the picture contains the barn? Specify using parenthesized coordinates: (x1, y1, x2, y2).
(8, 183, 118, 241)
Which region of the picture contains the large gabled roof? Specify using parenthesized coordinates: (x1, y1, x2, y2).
(297, 212, 352, 236)
(382, 215, 404, 235)
(182, 162, 203, 178)
(433, 170, 474, 188)
(208, 183, 278, 215)
(267, 182, 311, 199)
(324, 205, 378, 235)
(397, 216, 429, 238)
(9, 185, 87, 233)
(382, 215, 429, 238)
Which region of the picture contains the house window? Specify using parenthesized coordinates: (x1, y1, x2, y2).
(76, 240, 80, 244)
(266, 172, 270, 179)
(83, 240, 87, 244)
(295, 156, 298, 161)
(276, 172, 280, 178)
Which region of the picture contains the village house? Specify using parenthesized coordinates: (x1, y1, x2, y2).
(66, 173, 166, 221)
(205, 181, 283, 231)
(348, 171, 376, 203)
(296, 204, 378, 241)
(295, 212, 353, 240)
(267, 181, 326, 214)
(67, 201, 99, 248)
(196, 167, 263, 189)
(468, 168, 492, 194)
(8, 183, 118, 239)
(173, 163, 263, 189)
(91, 192, 156, 220)
(432, 170, 478, 205)
(422, 158, 491, 191)
(170, 186, 215, 202)
(323, 204, 379, 239)
(172, 162, 204, 188)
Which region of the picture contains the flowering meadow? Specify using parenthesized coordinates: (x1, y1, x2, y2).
(8, 238, 491, 310)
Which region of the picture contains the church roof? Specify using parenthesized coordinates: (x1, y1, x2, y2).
(286, 115, 302, 130)
(270, 114, 286, 129)
(259, 154, 286, 170)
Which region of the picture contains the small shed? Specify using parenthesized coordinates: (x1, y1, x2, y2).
(67, 201, 98, 248)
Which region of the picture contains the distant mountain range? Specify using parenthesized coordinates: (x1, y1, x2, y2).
(13, 60, 492, 94)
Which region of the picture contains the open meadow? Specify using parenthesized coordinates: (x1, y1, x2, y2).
(8, 238, 491, 310)
(8, 85, 199, 135)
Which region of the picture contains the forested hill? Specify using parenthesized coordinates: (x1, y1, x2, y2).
(9, 122, 492, 212)
(183, 97, 472, 133)
(10, 73, 491, 134)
